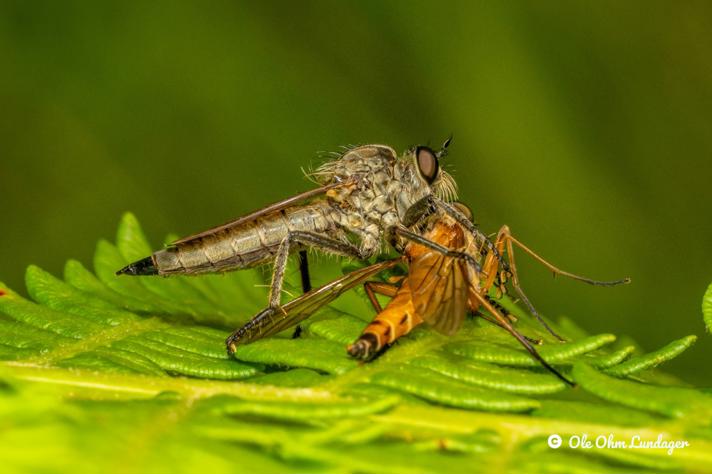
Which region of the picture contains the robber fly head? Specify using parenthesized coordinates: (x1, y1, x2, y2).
(408, 136, 458, 202)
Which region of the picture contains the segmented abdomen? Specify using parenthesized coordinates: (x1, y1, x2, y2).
(154, 203, 333, 275)
(347, 281, 424, 360)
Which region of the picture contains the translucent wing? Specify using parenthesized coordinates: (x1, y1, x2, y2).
(408, 251, 469, 335)
(227, 258, 401, 349)
(174, 181, 347, 245)
(406, 223, 472, 336)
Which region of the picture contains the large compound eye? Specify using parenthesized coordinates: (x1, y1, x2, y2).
(452, 202, 474, 223)
(416, 146, 439, 184)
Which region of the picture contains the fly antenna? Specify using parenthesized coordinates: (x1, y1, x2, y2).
(436, 134, 453, 159)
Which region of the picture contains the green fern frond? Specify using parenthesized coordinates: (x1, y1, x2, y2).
(0, 212, 711, 473)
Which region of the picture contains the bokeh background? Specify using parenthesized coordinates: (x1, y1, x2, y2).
(1, 1, 710, 383)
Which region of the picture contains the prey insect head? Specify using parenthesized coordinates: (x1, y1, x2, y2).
(451, 202, 474, 223)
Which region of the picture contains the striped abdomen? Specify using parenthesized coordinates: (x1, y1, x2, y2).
(119, 203, 335, 276)
(347, 280, 424, 360)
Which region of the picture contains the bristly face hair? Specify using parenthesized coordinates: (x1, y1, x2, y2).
(431, 136, 458, 203)
(307, 139, 458, 203)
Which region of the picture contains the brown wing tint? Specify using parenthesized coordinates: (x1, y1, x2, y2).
(408, 250, 469, 336)
(227, 258, 401, 349)
(174, 182, 346, 245)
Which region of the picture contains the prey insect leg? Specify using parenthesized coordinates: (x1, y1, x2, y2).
(363, 281, 399, 313)
(478, 225, 565, 342)
(471, 290, 574, 386)
(489, 225, 629, 341)
(479, 296, 542, 345)
(501, 229, 630, 286)
(436, 198, 627, 341)
(269, 231, 366, 311)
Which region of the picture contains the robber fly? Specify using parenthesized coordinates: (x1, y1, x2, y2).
(117, 141, 465, 319)
(228, 202, 628, 385)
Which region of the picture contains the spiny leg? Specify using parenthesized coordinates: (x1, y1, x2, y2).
(436, 198, 629, 288)
(477, 225, 565, 342)
(434, 199, 508, 274)
(502, 229, 630, 286)
(292, 250, 312, 339)
(392, 226, 482, 273)
(394, 217, 563, 341)
(269, 231, 366, 311)
(494, 225, 629, 341)
(471, 290, 574, 386)
(484, 294, 517, 324)
(479, 295, 541, 345)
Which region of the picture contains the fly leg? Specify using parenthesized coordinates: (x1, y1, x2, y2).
(227, 258, 400, 354)
(292, 250, 312, 339)
(391, 224, 557, 343)
(433, 199, 508, 274)
(473, 225, 563, 341)
(433, 198, 628, 341)
(268, 231, 367, 314)
(479, 295, 542, 344)
(471, 290, 574, 386)
(485, 225, 629, 341)
(497, 226, 630, 286)
(363, 280, 400, 313)
(391, 226, 482, 273)
(298, 250, 312, 292)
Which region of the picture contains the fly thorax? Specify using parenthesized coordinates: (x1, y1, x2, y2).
(316, 144, 397, 185)
(392, 161, 433, 223)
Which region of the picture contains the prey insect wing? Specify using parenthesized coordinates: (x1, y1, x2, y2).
(407, 244, 470, 336)
(226, 258, 401, 351)
(400, 211, 475, 336)
(350, 205, 576, 384)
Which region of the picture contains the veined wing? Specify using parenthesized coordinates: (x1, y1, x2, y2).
(174, 181, 348, 245)
(226, 258, 402, 350)
(407, 223, 473, 336)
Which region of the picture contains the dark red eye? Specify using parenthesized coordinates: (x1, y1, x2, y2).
(416, 146, 439, 184)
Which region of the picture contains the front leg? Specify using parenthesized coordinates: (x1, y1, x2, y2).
(390, 225, 482, 273)
(268, 231, 367, 310)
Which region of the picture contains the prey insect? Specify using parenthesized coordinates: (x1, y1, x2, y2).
(227, 202, 628, 385)
(347, 203, 628, 384)
(117, 141, 460, 322)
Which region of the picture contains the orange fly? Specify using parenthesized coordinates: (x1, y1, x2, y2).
(226, 201, 628, 384)
(347, 203, 629, 384)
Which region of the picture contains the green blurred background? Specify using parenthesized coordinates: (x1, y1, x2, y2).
(1, 1, 710, 383)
